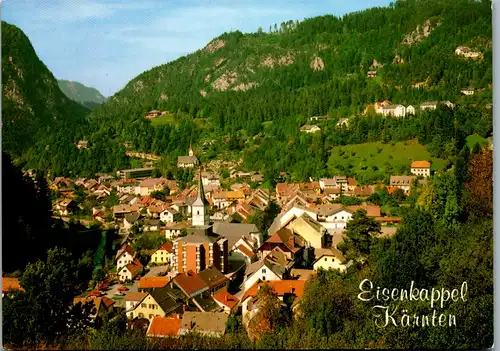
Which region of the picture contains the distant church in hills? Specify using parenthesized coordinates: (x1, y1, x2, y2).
(177, 145, 199, 168)
(171, 168, 228, 274)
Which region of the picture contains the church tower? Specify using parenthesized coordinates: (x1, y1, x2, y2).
(188, 144, 194, 157)
(191, 170, 210, 227)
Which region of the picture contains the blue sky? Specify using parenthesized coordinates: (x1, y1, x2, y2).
(3, 0, 392, 96)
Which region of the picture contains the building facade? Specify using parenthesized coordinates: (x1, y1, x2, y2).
(171, 171, 229, 274)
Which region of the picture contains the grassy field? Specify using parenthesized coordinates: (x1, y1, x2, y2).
(150, 114, 175, 126)
(466, 134, 488, 149)
(327, 140, 445, 184)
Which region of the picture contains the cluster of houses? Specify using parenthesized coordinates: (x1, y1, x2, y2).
(145, 110, 169, 119)
(301, 98, 463, 133)
(17, 153, 434, 340)
(455, 45, 482, 59)
(112, 158, 430, 337)
(363, 99, 456, 117)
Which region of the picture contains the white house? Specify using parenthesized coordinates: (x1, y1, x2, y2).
(267, 205, 319, 235)
(390, 175, 416, 194)
(125, 292, 148, 312)
(461, 89, 475, 95)
(316, 206, 354, 230)
(455, 46, 482, 58)
(164, 222, 189, 239)
(201, 172, 220, 187)
(406, 105, 416, 115)
(242, 259, 284, 293)
(117, 180, 139, 195)
(135, 178, 171, 196)
(336, 118, 349, 128)
(211, 191, 245, 209)
(319, 176, 348, 192)
(420, 101, 438, 111)
(312, 247, 350, 273)
(160, 207, 178, 223)
(116, 245, 135, 272)
(379, 104, 406, 117)
(410, 160, 431, 177)
(300, 125, 321, 133)
(123, 213, 140, 230)
(119, 259, 143, 282)
(442, 100, 455, 109)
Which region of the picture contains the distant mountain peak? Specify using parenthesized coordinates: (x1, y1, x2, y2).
(57, 79, 107, 106)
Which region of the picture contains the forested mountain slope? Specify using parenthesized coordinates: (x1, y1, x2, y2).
(20, 0, 493, 180)
(1, 22, 90, 158)
(57, 79, 107, 108)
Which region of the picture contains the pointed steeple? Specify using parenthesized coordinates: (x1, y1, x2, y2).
(192, 169, 209, 207)
(191, 168, 210, 226)
(188, 144, 194, 157)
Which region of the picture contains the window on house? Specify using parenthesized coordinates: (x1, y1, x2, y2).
(197, 210, 200, 215)
(139, 313, 144, 318)
(130, 312, 134, 318)
(149, 304, 154, 309)
(262, 268, 266, 273)
(262, 276, 266, 281)
(324, 258, 327, 261)
(149, 314, 153, 319)
(332, 258, 335, 262)
(141, 303, 146, 308)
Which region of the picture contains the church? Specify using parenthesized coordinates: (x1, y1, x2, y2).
(177, 145, 199, 168)
(171, 171, 228, 274)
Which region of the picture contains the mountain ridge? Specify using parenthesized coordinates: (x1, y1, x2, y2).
(2, 21, 90, 157)
(57, 79, 107, 108)
(4, 0, 493, 180)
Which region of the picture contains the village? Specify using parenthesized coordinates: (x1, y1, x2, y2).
(3, 143, 435, 339)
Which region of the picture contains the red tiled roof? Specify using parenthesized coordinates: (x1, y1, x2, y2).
(411, 160, 431, 168)
(347, 178, 357, 186)
(125, 258, 143, 276)
(353, 186, 374, 197)
(346, 205, 381, 217)
(156, 242, 173, 253)
(276, 183, 298, 196)
(125, 292, 148, 302)
(265, 228, 302, 253)
(138, 276, 171, 289)
(2, 277, 24, 293)
(236, 245, 255, 258)
(242, 280, 306, 302)
(147, 316, 181, 337)
(213, 288, 239, 310)
(173, 271, 208, 297)
(298, 182, 319, 191)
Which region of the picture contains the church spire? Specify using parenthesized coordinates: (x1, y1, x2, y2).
(191, 168, 210, 226)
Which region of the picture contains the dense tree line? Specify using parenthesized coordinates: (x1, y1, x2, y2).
(7, 0, 490, 179)
(2, 152, 103, 272)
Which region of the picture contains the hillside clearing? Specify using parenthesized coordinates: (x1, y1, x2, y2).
(327, 140, 445, 184)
